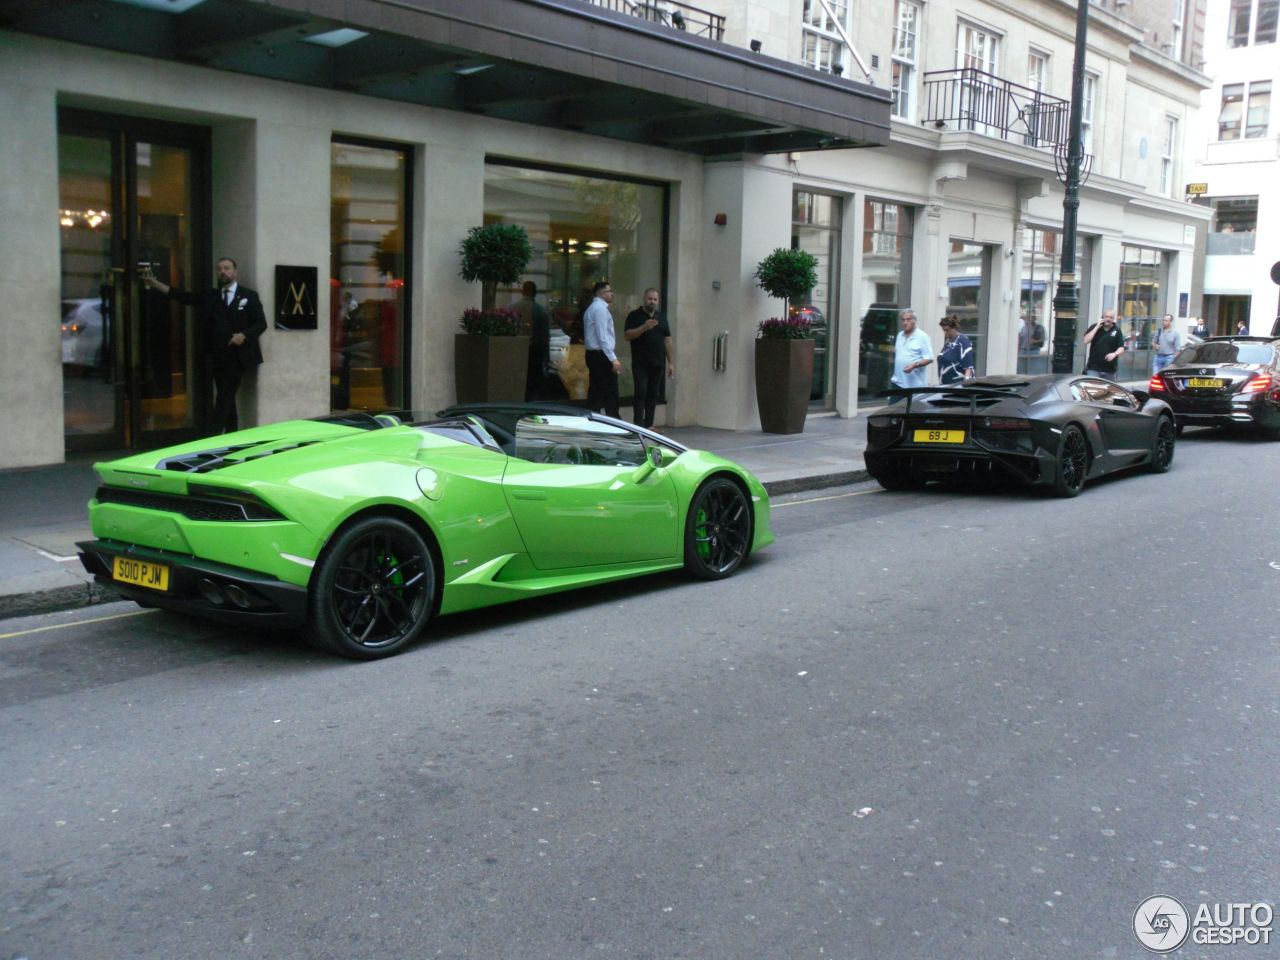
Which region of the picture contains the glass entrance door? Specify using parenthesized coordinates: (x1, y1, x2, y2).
(947, 242, 992, 374)
(58, 114, 208, 451)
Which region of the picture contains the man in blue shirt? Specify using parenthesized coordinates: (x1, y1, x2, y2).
(890, 309, 933, 389)
(583, 280, 620, 417)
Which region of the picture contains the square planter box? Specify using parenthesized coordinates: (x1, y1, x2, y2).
(454, 333, 530, 404)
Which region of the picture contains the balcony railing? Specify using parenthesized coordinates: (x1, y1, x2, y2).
(587, 0, 726, 41)
(922, 68, 1070, 149)
(1206, 230, 1257, 255)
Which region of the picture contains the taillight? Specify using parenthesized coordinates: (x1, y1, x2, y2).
(1243, 373, 1273, 393)
(978, 417, 1032, 430)
(867, 416, 902, 429)
(1147, 374, 1166, 392)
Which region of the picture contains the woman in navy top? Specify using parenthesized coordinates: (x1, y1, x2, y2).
(937, 315, 975, 384)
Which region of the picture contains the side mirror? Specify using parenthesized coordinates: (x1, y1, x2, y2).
(1131, 389, 1150, 405)
(631, 446, 663, 482)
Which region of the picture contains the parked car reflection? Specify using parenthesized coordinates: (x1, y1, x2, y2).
(61, 297, 106, 369)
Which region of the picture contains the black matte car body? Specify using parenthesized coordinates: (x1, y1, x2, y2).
(864, 374, 1176, 497)
(1147, 336, 1280, 436)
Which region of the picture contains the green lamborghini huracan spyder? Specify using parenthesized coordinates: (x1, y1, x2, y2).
(78, 404, 773, 659)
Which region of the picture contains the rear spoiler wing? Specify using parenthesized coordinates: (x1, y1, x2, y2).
(884, 384, 1030, 415)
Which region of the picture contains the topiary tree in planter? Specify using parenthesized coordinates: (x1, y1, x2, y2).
(459, 223, 532, 310)
(455, 222, 534, 403)
(753, 247, 819, 434)
(753, 247, 819, 318)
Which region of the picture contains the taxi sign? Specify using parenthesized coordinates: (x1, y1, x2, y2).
(1185, 182, 1208, 195)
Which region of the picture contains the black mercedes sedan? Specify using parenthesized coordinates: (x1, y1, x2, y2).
(865, 375, 1175, 497)
(1147, 336, 1280, 437)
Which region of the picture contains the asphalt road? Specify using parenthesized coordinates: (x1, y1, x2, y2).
(2, 428, 1278, 960)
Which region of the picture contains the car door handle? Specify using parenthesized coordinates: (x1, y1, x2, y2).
(511, 490, 548, 501)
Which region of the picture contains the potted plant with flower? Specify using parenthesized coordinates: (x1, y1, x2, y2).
(753, 247, 818, 434)
(455, 222, 533, 403)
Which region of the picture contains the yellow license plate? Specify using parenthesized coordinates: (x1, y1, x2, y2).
(1188, 377, 1224, 388)
(112, 556, 170, 591)
(912, 429, 965, 444)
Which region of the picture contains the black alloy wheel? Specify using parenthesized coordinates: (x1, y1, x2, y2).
(1149, 417, 1176, 473)
(684, 477, 752, 580)
(1051, 424, 1089, 498)
(308, 516, 436, 659)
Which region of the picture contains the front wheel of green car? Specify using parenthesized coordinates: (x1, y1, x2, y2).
(308, 516, 436, 660)
(683, 477, 752, 580)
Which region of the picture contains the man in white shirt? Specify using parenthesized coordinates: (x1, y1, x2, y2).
(890, 309, 933, 389)
(583, 280, 620, 417)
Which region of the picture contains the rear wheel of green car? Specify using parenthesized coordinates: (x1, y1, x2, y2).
(308, 516, 436, 660)
(683, 478, 752, 580)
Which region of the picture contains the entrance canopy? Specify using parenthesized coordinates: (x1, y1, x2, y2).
(1, 0, 891, 156)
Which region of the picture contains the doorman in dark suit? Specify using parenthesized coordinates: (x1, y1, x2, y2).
(143, 257, 267, 434)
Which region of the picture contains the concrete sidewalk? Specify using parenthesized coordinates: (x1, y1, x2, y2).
(0, 413, 869, 619)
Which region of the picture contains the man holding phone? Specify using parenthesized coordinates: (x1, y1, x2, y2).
(623, 287, 674, 428)
(1082, 309, 1125, 381)
(142, 257, 266, 434)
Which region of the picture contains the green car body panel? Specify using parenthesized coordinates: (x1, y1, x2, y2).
(79, 412, 773, 650)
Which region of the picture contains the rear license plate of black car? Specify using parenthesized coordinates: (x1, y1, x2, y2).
(1188, 377, 1224, 388)
(912, 429, 965, 444)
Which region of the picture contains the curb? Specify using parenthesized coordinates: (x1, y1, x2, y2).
(0, 470, 868, 621)
(762, 469, 870, 496)
(0, 580, 122, 620)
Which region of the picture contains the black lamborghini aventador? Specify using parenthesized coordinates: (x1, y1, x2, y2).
(864, 375, 1176, 497)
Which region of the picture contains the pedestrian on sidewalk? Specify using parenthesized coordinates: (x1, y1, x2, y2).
(890, 309, 933, 390)
(1152, 314, 1182, 374)
(1082, 309, 1124, 381)
(583, 280, 620, 418)
(623, 287, 674, 428)
(142, 257, 266, 434)
(937, 315, 975, 384)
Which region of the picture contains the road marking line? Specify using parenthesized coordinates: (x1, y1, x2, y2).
(774, 488, 881, 508)
(0, 608, 157, 640)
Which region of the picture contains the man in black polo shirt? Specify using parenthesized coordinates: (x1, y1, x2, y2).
(1082, 309, 1125, 381)
(623, 287, 674, 429)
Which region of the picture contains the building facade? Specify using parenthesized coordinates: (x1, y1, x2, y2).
(1, 0, 1209, 470)
(1188, 0, 1279, 335)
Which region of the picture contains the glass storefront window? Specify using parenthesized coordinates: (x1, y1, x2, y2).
(1116, 245, 1164, 381)
(859, 199, 913, 402)
(1018, 227, 1087, 375)
(483, 162, 667, 404)
(330, 140, 411, 412)
(947, 242, 990, 374)
(793, 191, 841, 407)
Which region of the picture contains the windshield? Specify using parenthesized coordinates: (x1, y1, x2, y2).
(1173, 341, 1275, 366)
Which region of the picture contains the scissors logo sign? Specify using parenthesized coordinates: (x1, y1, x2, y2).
(273, 265, 319, 330)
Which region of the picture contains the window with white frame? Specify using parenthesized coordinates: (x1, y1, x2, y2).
(801, 0, 849, 73)
(1026, 50, 1049, 145)
(956, 21, 1000, 73)
(1161, 115, 1177, 196)
(891, 0, 920, 120)
(1228, 0, 1278, 46)
(1219, 80, 1272, 138)
(1171, 0, 1186, 55)
(1082, 72, 1098, 155)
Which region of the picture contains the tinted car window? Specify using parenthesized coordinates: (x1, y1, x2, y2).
(1071, 379, 1112, 403)
(514, 416, 646, 466)
(1173, 341, 1275, 365)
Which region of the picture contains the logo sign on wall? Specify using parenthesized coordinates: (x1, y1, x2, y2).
(274, 265, 318, 330)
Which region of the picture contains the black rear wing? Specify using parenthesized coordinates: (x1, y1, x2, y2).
(884, 384, 1030, 415)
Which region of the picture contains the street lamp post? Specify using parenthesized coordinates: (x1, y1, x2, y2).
(1051, 0, 1092, 373)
